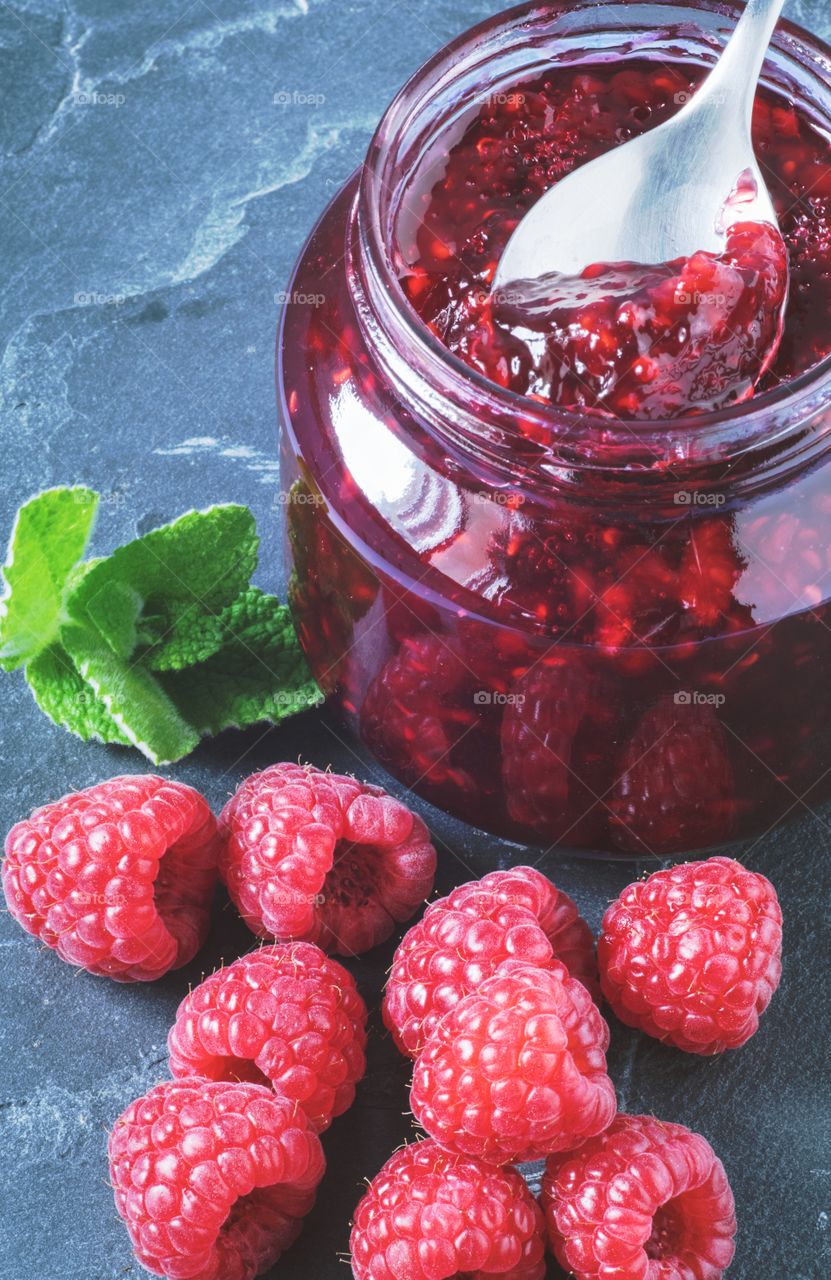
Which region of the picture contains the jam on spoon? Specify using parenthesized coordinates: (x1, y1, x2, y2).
(484, 218, 789, 419)
(482, 0, 789, 419)
(404, 63, 798, 419)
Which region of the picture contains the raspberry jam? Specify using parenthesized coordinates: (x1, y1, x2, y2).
(446, 219, 789, 419)
(279, 2, 831, 856)
(404, 57, 795, 419)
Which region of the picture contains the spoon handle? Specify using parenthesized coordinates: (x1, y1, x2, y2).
(701, 0, 787, 128)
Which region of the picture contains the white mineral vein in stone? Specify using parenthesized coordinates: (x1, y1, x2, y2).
(3, 0, 318, 160)
(154, 436, 280, 483)
(27, 13, 91, 153)
(165, 120, 374, 291)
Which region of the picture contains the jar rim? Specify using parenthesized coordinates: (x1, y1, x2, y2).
(356, 0, 831, 481)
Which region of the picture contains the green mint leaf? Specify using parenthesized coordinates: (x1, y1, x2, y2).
(25, 642, 131, 746)
(66, 505, 258, 649)
(0, 487, 98, 670)
(82, 579, 145, 657)
(159, 588, 322, 736)
(62, 623, 199, 764)
(138, 601, 227, 671)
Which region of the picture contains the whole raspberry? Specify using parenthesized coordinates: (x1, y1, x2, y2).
(541, 1113, 736, 1280)
(598, 856, 782, 1054)
(609, 697, 735, 855)
(109, 1078, 325, 1280)
(2, 775, 219, 981)
(350, 1138, 547, 1280)
(410, 962, 616, 1165)
(219, 763, 436, 956)
(168, 942, 367, 1132)
(501, 658, 618, 846)
(383, 866, 598, 1058)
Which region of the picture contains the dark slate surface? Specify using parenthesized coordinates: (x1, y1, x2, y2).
(0, 2, 829, 1278)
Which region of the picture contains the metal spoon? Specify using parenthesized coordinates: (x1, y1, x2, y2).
(493, 0, 786, 290)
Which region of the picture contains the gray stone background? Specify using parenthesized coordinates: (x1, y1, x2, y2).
(0, 1, 829, 1277)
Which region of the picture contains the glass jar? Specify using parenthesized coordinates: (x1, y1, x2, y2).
(277, 0, 831, 858)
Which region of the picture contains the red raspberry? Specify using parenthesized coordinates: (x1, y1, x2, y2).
(108, 1078, 325, 1280)
(609, 697, 735, 855)
(219, 763, 436, 956)
(383, 866, 598, 1058)
(350, 1138, 547, 1280)
(599, 856, 782, 1054)
(2, 775, 219, 981)
(168, 942, 367, 1132)
(678, 518, 747, 631)
(541, 1113, 736, 1280)
(501, 657, 618, 845)
(286, 477, 379, 697)
(410, 962, 616, 1165)
(360, 633, 501, 815)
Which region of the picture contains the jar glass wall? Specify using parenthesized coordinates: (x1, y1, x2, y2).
(278, 0, 831, 858)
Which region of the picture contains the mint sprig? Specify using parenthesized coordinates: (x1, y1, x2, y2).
(159, 588, 322, 735)
(0, 488, 322, 763)
(0, 487, 98, 670)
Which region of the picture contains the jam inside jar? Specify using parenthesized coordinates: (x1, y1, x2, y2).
(278, 0, 831, 858)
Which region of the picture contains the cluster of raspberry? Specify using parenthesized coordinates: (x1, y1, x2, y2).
(3, 765, 782, 1280)
(353, 860, 782, 1280)
(2, 764, 436, 1280)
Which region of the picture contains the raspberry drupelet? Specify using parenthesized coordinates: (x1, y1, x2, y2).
(598, 856, 783, 1054)
(168, 942, 367, 1133)
(410, 962, 616, 1166)
(219, 763, 436, 956)
(383, 865, 598, 1058)
(108, 1078, 325, 1280)
(541, 1113, 737, 1280)
(350, 1138, 547, 1280)
(2, 775, 219, 981)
